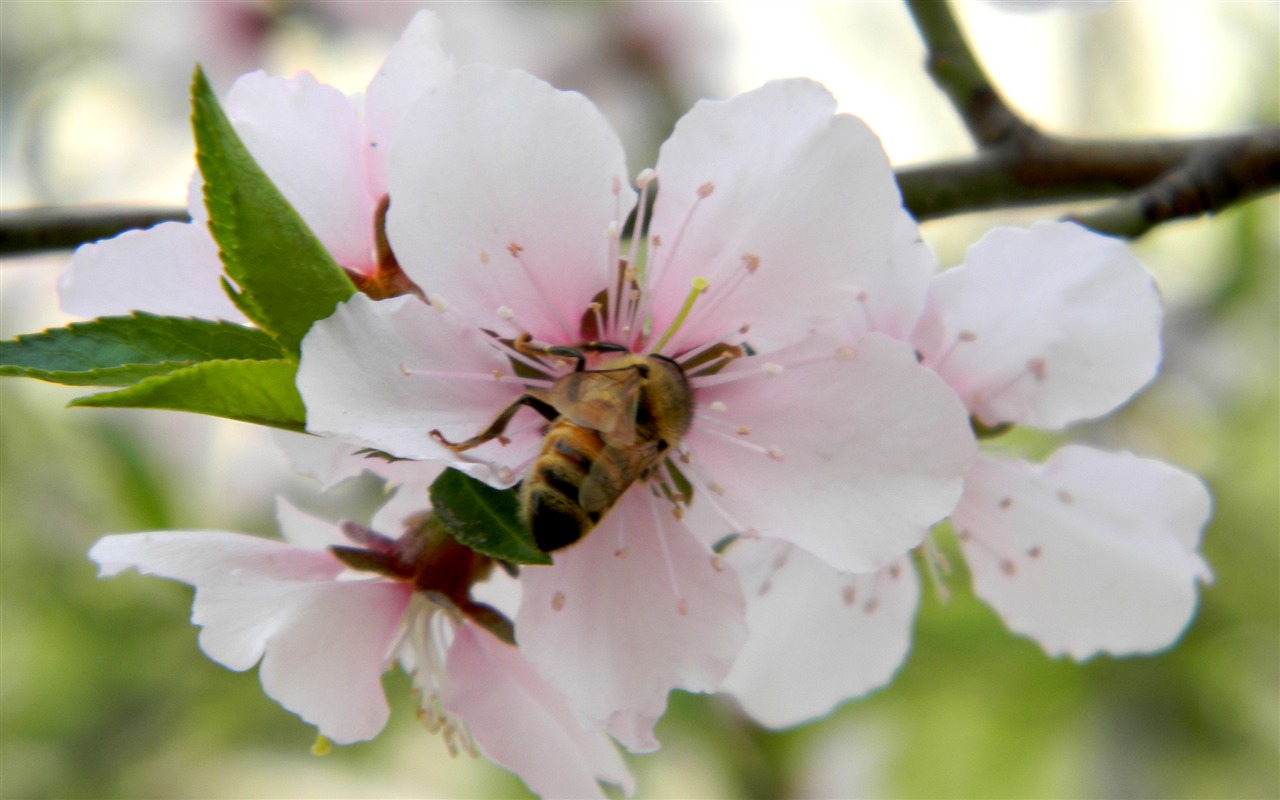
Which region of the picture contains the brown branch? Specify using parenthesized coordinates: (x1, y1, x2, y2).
(900, 0, 1280, 236)
(0, 206, 189, 258)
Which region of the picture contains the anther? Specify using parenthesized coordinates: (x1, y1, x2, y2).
(998, 497, 1013, 510)
(842, 586, 858, 606)
(709, 481, 726, 496)
(1057, 489, 1074, 504)
(709, 400, 727, 413)
(1000, 559, 1017, 576)
(1028, 358, 1047, 381)
(606, 220, 619, 238)
(611, 175, 622, 195)
(740, 253, 760, 274)
(507, 242, 524, 257)
(697, 182, 716, 198)
(1028, 546, 1043, 559)
(428, 293, 449, 312)
(737, 426, 752, 436)
(496, 306, 515, 320)
(615, 547, 630, 559)
(762, 362, 783, 377)
(958, 329, 977, 342)
(479, 249, 490, 265)
(767, 445, 785, 462)
(551, 591, 566, 611)
(636, 168, 656, 189)
(835, 346, 855, 360)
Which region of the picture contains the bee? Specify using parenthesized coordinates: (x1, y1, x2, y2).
(431, 339, 694, 552)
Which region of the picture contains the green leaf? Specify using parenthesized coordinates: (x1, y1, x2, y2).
(428, 468, 551, 566)
(70, 358, 307, 432)
(0, 314, 285, 386)
(191, 65, 356, 354)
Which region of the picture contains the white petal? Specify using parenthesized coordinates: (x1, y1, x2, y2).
(444, 624, 634, 799)
(645, 78, 901, 354)
(684, 333, 976, 573)
(297, 293, 540, 481)
(227, 71, 377, 273)
(59, 221, 246, 321)
(912, 221, 1162, 429)
(272, 429, 376, 491)
(953, 448, 1212, 660)
(845, 210, 936, 342)
(274, 496, 347, 551)
(720, 540, 918, 729)
(88, 532, 408, 743)
(386, 65, 635, 341)
(515, 489, 746, 751)
(362, 10, 450, 194)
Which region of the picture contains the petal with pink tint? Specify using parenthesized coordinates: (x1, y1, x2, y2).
(720, 540, 918, 729)
(684, 333, 975, 573)
(89, 531, 410, 743)
(386, 65, 635, 341)
(912, 221, 1162, 429)
(953, 447, 1212, 660)
(515, 490, 746, 751)
(845, 210, 936, 342)
(361, 10, 450, 197)
(227, 71, 377, 273)
(445, 624, 634, 799)
(59, 221, 245, 321)
(297, 293, 541, 481)
(645, 78, 901, 355)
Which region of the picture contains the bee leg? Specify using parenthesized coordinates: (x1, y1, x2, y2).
(430, 393, 559, 453)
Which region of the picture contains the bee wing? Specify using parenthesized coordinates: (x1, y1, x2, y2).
(579, 441, 659, 515)
(548, 366, 645, 445)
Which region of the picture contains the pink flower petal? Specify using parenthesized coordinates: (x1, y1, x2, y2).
(645, 78, 902, 355)
(684, 332, 976, 573)
(515, 489, 746, 751)
(89, 531, 410, 743)
(721, 540, 918, 729)
(845, 210, 936, 342)
(59, 221, 244, 321)
(385, 65, 635, 341)
(227, 70, 377, 274)
(362, 10, 450, 197)
(297, 293, 541, 481)
(953, 447, 1212, 659)
(445, 624, 634, 798)
(912, 221, 1163, 429)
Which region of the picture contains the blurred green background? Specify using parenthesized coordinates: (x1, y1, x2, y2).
(2, 2, 1276, 797)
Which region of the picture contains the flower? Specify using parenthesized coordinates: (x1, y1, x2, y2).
(720, 220, 1212, 729)
(88, 496, 634, 799)
(58, 10, 449, 320)
(297, 67, 977, 744)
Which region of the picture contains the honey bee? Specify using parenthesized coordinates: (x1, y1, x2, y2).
(431, 339, 694, 552)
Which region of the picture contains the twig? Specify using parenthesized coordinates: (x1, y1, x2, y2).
(900, 0, 1280, 234)
(0, 207, 189, 258)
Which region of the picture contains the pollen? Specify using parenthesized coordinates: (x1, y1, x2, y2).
(551, 591, 566, 611)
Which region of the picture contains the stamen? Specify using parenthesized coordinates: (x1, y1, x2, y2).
(650, 277, 709, 354)
(645, 493, 686, 616)
(919, 537, 952, 605)
(505, 241, 574, 341)
(398, 364, 553, 389)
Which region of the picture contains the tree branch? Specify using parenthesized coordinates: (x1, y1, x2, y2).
(898, 0, 1280, 234)
(0, 207, 188, 258)
(0, 0, 1276, 258)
